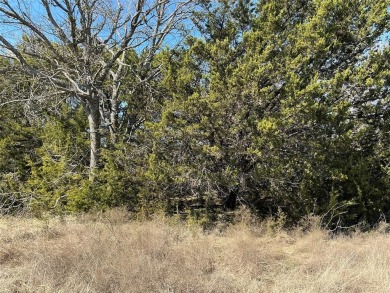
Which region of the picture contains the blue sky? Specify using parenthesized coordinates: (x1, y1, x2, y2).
(0, 1, 388, 53)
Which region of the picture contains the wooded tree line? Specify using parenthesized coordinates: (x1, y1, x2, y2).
(0, 0, 389, 228)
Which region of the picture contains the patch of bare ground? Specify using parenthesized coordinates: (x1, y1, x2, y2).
(1, 211, 390, 292)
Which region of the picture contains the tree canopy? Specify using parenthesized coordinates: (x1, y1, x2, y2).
(0, 0, 389, 228)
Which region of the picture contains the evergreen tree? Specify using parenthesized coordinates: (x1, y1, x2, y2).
(145, 0, 389, 226)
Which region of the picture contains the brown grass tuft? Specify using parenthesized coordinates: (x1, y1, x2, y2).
(1, 212, 390, 292)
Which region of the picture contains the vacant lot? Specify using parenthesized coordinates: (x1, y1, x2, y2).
(1, 211, 390, 292)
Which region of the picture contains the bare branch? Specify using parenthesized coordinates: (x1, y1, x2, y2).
(0, 35, 28, 66)
(41, 0, 72, 46)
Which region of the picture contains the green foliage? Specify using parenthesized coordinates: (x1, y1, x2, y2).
(25, 103, 90, 213)
(0, 1, 389, 227)
(143, 0, 390, 227)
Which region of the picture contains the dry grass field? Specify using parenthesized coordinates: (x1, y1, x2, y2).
(1, 210, 390, 293)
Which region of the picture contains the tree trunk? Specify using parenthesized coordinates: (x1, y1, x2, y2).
(109, 97, 118, 145)
(87, 96, 101, 181)
(109, 72, 121, 145)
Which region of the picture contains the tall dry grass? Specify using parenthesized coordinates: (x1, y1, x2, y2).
(1, 210, 390, 292)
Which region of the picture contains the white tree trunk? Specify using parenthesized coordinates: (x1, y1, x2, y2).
(87, 96, 101, 180)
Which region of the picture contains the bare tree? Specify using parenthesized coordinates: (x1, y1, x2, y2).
(0, 0, 192, 179)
